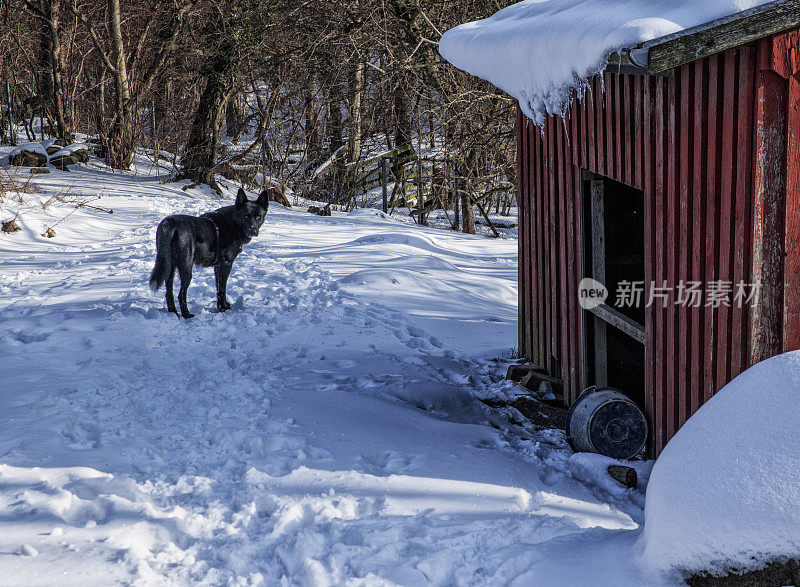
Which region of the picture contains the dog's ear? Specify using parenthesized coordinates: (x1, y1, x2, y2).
(257, 189, 271, 210)
(235, 187, 247, 209)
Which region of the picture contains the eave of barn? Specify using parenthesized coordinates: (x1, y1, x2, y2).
(611, 0, 800, 75)
(517, 24, 800, 456)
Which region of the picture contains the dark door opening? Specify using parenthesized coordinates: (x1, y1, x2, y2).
(581, 172, 646, 410)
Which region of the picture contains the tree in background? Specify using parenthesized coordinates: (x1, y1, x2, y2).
(2, 0, 518, 226)
(179, 0, 276, 191)
(71, 0, 195, 169)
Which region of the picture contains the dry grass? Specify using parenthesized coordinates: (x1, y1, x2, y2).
(0, 167, 38, 205)
(0, 168, 110, 238)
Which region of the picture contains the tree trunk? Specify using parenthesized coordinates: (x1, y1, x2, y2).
(181, 51, 236, 191)
(392, 79, 412, 148)
(304, 76, 322, 163)
(44, 0, 72, 143)
(225, 85, 246, 140)
(326, 78, 344, 154)
(339, 60, 365, 203)
(461, 189, 476, 234)
(94, 69, 106, 140)
(459, 152, 476, 234)
(105, 0, 133, 169)
(347, 61, 365, 165)
(326, 75, 345, 202)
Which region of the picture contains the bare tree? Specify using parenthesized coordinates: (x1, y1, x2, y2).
(72, 0, 195, 168)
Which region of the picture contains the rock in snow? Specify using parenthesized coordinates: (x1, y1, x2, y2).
(439, 0, 772, 124)
(640, 351, 800, 577)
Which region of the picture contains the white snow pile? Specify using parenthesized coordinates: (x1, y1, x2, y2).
(640, 351, 800, 579)
(439, 0, 773, 124)
(9, 142, 49, 157)
(50, 143, 90, 157)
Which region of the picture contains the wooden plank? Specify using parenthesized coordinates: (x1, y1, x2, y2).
(571, 90, 581, 167)
(587, 80, 597, 172)
(624, 74, 634, 186)
(643, 75, 657, 456)
(548, 117, 560, 369)
(614, 74, 624, 181)
(580, 88, 589, 170)
(542, 120, 552, 368)
(646, 0, 800, 73)
(517, 107, 529, 360)
(526, 110, 534, 361)
(588, 303, 646, 344)
(678, 63, 692, 429)
(771, 29, 800, 78)
(557, 114, 571, 395)
(691, 57, 709, 417)
(704, 53, 722, 405)
(665, 73, 679, 442)
(654, 75, 667, 453)
(595, 77, 606, 175)
(716, 49, 737, 394)
(784, 71, 800, 350)
(750, 49, 787, 364)
(591, 179, 608, 386)
(731, 46, 756, 378)
(579, 170, 590, 393)
(568, 101, 581, 402)
(535, 122, 547, 366)
(634, 76, 644, 190)
(605, 73, 615, 179)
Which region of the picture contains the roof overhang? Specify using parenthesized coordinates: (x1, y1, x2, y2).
(607, 0, 800, 75)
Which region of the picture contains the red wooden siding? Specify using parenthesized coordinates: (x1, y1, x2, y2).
(517, 31, 800, 456)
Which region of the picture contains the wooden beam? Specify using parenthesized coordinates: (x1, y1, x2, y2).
(784, 71, 800, 351)
(588, 303, 646, 345)
(647, 0, 800, 74)
(750, 63, 787, 364)
(591, 179, 608, 386)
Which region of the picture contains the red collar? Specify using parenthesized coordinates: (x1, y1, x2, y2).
(206, 216, 221, 265)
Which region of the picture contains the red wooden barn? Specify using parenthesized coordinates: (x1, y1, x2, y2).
(511, 2, 800, 455)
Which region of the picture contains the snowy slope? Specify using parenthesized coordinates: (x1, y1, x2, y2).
(439, 0, 774, 124)
(640, 351, 800, 578)
(0, 151, 660, 585)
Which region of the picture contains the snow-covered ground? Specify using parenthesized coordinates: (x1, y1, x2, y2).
(0, 151, 661, 585)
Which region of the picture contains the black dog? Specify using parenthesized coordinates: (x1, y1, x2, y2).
(149, 187, 270, 318)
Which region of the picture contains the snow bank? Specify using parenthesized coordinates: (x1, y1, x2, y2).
(9, 142, 49, 157)
(640, 351, 800, 578)
(439, 0, 772, 124)
(51, 143, 90, 157)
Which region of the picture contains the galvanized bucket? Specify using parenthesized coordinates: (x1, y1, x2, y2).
(566, 386, 648, 460)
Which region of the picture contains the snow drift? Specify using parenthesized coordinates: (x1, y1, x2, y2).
(640, 351, 800, 577)
(439, 0, 773, 124)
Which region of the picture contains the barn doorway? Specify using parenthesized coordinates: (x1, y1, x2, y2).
(581, 172, 646, 409)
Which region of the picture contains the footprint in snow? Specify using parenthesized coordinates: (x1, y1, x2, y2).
(61, 421, 101, 450)
(358, 451, 418, 475)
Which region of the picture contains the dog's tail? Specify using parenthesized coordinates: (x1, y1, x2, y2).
(149, 219, 176, 292)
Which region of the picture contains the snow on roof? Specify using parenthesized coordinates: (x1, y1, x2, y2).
(439, 0, 775, 125)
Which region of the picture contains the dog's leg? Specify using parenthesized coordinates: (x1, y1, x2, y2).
(177, 259, 194, 319)
(214, 263, 233, 312)
(165, 265, 178, 315)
